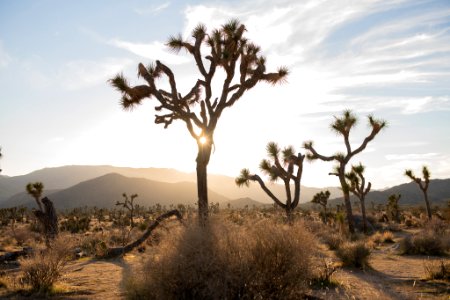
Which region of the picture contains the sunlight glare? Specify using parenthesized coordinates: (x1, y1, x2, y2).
(199, 136, 207, 144)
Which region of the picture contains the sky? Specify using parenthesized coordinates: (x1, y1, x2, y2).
(0, 0, 449, 189)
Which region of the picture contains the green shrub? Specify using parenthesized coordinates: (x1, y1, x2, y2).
(125, 219, 316, 300)
(336, 241, 371, 268)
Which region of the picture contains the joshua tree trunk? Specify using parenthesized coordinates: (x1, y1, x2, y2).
(338, 171, 355, 234)
(33, 197, 58, 245)
(423, 190, 432, 220)
(196, 141, 213, 226)
(361, 199, 367, 233)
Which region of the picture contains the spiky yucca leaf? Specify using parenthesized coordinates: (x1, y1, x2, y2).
(222, 19, 240, 36)
(235, 168, 251, 187)
(266, 142, 280, 159)
(282, 146, 295, 164)
(405, 169, 415, 179)
(352, 163, 365, 174)
(167, 34, 185, 53)
(259, 159, 272, 174)
(422, 166, 430, 180)
(192, 23, 206, 39)
(368, 114, 387, 133)
(110, 74, 129, 93)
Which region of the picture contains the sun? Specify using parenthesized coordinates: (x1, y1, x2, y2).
(199, 136, 207, 145)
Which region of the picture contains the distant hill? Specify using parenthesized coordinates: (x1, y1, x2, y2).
(0, 165, 191, 202)
(224, 197, 270, 209)
(325, 178, 450, 207)
(1, 173, 230, 209)
(0, 165, 341, 204)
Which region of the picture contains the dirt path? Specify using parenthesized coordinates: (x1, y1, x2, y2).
(310, 237, 450, 300)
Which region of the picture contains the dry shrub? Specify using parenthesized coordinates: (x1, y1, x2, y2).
(400, 220, 450, 256)
(322, 232, 344, 250)
(125, 219, 316, 300)
(370, 231, 394, 246)
(336, 241, 371, 268)
(424, 260, 450, 281)
(20, 236, 74, 294)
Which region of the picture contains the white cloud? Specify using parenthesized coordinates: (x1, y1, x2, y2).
(109, 39, 189, 65)
(59, 57, 134, 90)
(385, 153, 439, 160)
(134, 2, 171, 15)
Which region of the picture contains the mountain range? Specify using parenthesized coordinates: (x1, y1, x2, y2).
(0, 165, 449, 209)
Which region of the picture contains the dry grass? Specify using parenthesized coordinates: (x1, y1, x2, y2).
(336, 241, 371, 269)
(424, 259, 450, 281)
(400, 219, 450, 256)
(19, 235, 75, 294)
(124, 218, 316, 300)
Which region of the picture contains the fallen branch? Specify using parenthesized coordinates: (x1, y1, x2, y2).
(0, 247, 33, 263)
(103, 209, 183, 258)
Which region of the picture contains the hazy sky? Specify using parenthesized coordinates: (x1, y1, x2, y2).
(1, 0, 449, 189)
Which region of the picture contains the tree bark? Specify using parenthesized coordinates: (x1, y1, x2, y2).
(33, 197, 58, 245)
(339, 175, 355, 234)
(423, 190, 432, 220)
(105, 210, 183, 258)
(196, 142, 212, 226)
(360, 199, 367, 233)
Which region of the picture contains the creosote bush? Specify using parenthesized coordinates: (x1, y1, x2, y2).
(336, 241, 371, 269)
(400, 219, 450, 256)
(20, 236, 74, 294)
(125, 219, 316, 299)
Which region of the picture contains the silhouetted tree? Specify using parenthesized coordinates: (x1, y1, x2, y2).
(346, 163, 371, 233)
(116, 193, 138, 227)
(405, 166, 432, 220)
(110, 20, 288, 225)
(236, 142, 305, 222)
(0, 146, 2, 173)
(304, 110, 386, 233)
(311, 190, 330, 223)
(387, 194, 401, 223)
(26, 182, 58, 244)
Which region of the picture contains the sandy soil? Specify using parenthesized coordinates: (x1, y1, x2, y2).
(1, 232, 449, 299)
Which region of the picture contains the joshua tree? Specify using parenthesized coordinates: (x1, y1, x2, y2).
(311, 190, 331, 223)
(236, 142, 305, 222)
(26, 182, 58, 243)
(304, 110, 386, 234)
(26, 182, 44, 211)
(405, 166, 432, 220)
(116, 193, 138, 227)
(387, 194, 401, 223)
(110, 20, 288, 225)
(346, 163, 371, 233)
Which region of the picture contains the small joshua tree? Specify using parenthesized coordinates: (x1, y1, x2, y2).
(116, 193, 138, 227)
(311, 190, 330, 223)
(236, 142, 305, 222)
(387, 194, 401, 223)
(346, 163, 371, 233)
(26, 182, 58, 244)
(304, 110, 386, 234)
(405, 166, 432, 220)
(110, 20, 288, 225)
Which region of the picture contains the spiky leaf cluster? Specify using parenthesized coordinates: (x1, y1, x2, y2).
(311, 190, 330, 208)
(110, 19, 288, 142)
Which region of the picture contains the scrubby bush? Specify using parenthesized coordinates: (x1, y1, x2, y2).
(60, 215, 91, 233)
(400, 219, 450, 256)
(125, 219, 316, 299)
(20, 236, 74, 294)
(336, 241, 371, 268)
(322, 232, 344, 250)
(424, 260, 450, 281)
